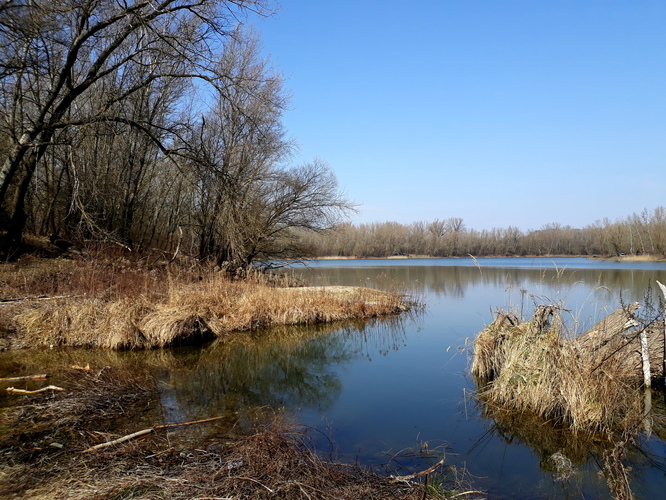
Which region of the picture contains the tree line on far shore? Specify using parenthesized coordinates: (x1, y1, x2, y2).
(295, 207, 666, 259)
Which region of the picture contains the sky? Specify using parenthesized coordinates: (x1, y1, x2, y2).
(251, 1, 666, 231)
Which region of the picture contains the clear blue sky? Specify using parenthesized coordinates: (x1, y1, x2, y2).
(252, 1, 665, 231)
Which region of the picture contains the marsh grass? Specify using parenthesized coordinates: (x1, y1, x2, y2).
(1, 256, 411, 349)
(471, 305, 660, 499)
(472, 307, 647, 438)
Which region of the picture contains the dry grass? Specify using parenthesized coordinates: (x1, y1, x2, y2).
(0, 256, 411, 350)
(615, 254, 666, 262)
(472, 306, 647, 438)
(470, 304, 664, 499)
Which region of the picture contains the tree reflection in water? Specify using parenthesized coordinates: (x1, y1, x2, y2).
(145, 315, 412, 426)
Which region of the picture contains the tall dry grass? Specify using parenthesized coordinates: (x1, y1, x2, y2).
(1, 257, 410, 349)
(472, 306, 646, 438)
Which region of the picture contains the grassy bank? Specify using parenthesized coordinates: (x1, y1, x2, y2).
(0, 255, 411, 350)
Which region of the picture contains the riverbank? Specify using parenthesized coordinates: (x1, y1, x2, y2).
(0, 255, 412, 351)
(1, 359, 472, 499)
(0, 255, 468, 499)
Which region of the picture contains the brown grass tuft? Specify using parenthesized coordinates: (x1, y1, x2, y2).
(472, 306, 647, 438)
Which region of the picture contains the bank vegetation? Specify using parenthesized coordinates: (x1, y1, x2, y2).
(0, 249, 411, 350)
(0, 354, 478, 499)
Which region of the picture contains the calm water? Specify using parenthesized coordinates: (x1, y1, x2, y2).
(4, 257, 666, 498)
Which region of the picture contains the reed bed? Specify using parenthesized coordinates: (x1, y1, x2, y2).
(1, 257, 410, 349)
(472, 305, 648, 438)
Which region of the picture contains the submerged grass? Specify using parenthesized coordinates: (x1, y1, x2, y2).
(0, 256, 411, 350)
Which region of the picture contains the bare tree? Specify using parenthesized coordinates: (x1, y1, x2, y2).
(0, 0, 272, 257)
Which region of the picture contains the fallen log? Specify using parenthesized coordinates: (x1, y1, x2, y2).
(576, 302, 641, 351)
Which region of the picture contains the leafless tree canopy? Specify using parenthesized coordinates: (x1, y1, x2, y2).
(299, 207, 666, 259)
(0, 0, 354, 265)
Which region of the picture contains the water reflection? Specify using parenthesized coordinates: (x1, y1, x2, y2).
(289, 263, 666, 305)
(136, 316, 412, 425)
(470, 389, 666, 499)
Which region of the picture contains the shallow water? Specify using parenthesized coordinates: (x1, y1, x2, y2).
(3, 257, 666, 498)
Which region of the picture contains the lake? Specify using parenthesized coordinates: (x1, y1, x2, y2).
(4, 256, 666, 498)
(282, 257, 666, 499)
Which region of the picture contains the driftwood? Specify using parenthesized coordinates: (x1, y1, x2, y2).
(572, 300, 666, 380)
(390, 459, 445, 482)
(576, 302, 641, 351)
(0, 374, 48, 382)
(6, 385, 64, 395)
(82, 428, 154, 453)
(82, 416, 226, 453)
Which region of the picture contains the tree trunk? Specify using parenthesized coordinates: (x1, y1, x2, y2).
(657, 281, 666, 385)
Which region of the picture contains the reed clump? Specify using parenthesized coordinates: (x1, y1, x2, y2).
(1, 257, 411, 350)
(472, 304, 651, 438)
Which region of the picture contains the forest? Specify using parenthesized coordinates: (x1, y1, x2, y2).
(297, 207, 666, 259)
(0, 0, 352, 268)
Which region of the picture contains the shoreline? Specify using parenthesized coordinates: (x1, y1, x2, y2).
(309, 254, 666, 262)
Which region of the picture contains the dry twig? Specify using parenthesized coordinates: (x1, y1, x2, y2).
(82, 428, 155, 453)
(0, 374, 48, 381)
(6, 385, 64, 395)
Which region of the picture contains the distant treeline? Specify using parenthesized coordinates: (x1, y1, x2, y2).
(297, 207, 666, 258)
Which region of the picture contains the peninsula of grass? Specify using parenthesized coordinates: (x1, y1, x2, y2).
(0, 253, 411, 351)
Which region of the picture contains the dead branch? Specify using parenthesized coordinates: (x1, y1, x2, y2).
(82, 428, 154, 453)
(390, 459, 445, 482)
(6, 385, 64, 395)
(154, 415, 225, 429)
(83, 416, 225, 453)
(0, 374, 48, 381)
